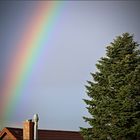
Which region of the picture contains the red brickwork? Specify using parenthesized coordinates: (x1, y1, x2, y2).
(23, 120, 34, 140)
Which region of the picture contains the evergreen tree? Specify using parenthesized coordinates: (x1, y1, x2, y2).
(81, 33, 140, 140)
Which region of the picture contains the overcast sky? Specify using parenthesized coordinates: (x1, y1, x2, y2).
(0, 1, 140, 131)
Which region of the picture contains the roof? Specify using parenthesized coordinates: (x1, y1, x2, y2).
(7, 127, 23, 139)
(0, 127, 23, 140)
(38, 129, 83, 140)
(0, 127, 84, 140)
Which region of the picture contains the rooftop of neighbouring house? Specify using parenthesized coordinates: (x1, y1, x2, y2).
(0, 127, 84, 140)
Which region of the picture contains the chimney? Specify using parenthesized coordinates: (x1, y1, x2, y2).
(23, 119, 34, 140)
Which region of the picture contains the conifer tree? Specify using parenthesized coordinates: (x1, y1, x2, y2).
(81, 33, 140, 140)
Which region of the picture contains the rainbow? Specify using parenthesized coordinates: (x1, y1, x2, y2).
(1, 1, 63, 123)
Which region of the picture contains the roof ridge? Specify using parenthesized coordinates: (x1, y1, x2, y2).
(5, 127, 22, 129)
(5, 127, 80, 132)
(39, 129, 80, 132)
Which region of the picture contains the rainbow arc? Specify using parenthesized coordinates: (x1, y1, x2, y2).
(1, 1, 63, 122)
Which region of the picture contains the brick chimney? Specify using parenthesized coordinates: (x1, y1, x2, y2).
(23, 120, 34, 140)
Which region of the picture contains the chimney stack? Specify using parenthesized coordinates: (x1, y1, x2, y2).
(23, 120, 34, 140)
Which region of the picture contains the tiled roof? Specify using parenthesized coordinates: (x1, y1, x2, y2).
(2, 127, 83, 140)
(38, 129, 83, 140)
(6, 127, 23, 139)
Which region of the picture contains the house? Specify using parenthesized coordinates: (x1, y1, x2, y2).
(0, 119, 84, 140)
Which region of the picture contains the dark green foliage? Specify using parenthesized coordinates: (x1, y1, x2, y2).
(80, 33, 140, 140)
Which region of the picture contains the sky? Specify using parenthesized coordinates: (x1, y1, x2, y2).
(0, 1, 140, 131)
